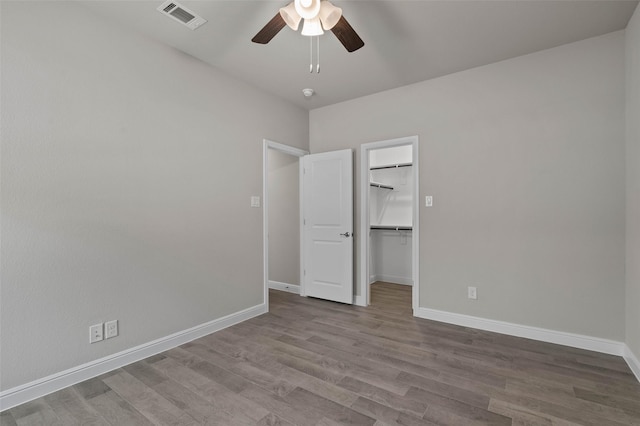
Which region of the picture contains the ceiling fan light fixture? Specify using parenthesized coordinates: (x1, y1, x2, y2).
(279, 3, 302, 31)
(294, 0, 321, 20)
(301, 17, 324, 36)
(318, 1, 342, 30)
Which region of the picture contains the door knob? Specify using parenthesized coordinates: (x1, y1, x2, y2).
(340, 232, 351, 237)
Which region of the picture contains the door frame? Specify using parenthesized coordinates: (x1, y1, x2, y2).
(359, 136, 420, 312)
(262, 139, 309, 309)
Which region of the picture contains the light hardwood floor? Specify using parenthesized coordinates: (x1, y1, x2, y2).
(2, 282, 640, 425)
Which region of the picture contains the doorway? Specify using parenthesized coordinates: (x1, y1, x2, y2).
(264, 142, 355, 307)
(360, 136, 419, 312)
(262, 140, 308, 306)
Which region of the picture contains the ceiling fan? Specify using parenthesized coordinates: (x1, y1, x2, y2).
(252, 0, 364, 53)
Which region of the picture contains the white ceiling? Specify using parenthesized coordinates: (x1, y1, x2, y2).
(81, 0, 638, 110)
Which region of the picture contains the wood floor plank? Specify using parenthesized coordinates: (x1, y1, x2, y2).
(573, 387, 640, 418)
(195, 333, 362, 407)
(239, 384, 325, 426)
(182, 341, 297, 397)
(9, 400, 63, 426)
(257, 412, 295, 426)
(284, 387, 376, 425)
(487, 399, 557, 426)
(43, 387, 109, 425)
(72, 377, 112, 400)
(151, 377, 258, 426)
(489, 389, 634, 426)
(102, 369, 198, 425)
(505, 378, 639, 424)
(123, 360, 168, 388)
(406, 386, 511, 425)
(272, 335, 412, 395)
(85, 389, 155, 426)
(315, 418, 346, 426)
(400, 372, 491, 409)
(338, 376, 427, 417)
(0, 411, 18, 426)
(349, 397, 437, 426)
(5, 282, 640, 426)
(151, 355, 271, 423)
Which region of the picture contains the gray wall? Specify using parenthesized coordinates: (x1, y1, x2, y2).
(268, 150, 300, 286)
(626, 6, 640, 360)
(0, 1, 308, 390)
(310, 32, 626, 340)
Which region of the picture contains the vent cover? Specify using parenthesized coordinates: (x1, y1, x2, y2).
(157, 1, 207, 30)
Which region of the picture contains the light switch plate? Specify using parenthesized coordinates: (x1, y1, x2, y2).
(425, 195, 433, 207)
(251, 196, 261, 208)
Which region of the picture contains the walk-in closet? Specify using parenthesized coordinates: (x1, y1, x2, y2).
(368, 145, 413, 286)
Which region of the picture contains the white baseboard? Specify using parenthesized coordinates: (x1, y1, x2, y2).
(268, 280, 300, 294)
(414, 307, 624, 356)
(370, 274, 413, 286)
(0, 303, 267, 411)
(354, 295, 367, 307)
(624, 345, 640, 382)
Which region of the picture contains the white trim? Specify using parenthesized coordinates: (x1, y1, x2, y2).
(299, 159, 306, 297)
(263, 141, 269, 308)
(354, 294, 367, 307)
(0, 303, 267, 411)
(415, 307, 624, 356)
(624, 345, 640, 382)
(262, 139, 308, 306)
(265, 140, 308, 158)
(268, 280, 300, 294)
(412, 139, 420, 313)
(360, 136, 419, 310)
(370, 275, 413, 286)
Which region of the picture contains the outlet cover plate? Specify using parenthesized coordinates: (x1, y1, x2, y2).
(468, 286, 478, 300)
(90, 323, 104, 343)
(105, 320, 118, 339)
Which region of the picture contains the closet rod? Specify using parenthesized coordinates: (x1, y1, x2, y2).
(370, 162, 412, 170)
(369, 182, 394, 190)
(370, 225, 412, 231)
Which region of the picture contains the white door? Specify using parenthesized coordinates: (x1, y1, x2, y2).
(303, 149, 353, 304)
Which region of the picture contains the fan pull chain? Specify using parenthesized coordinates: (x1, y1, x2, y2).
(309, 37, 320, 73)
(316, 36, 320, 73)
(309, 36, 313, 73)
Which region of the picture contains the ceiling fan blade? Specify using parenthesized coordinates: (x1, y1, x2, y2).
(252, 12, 287, 44)
(331, 16, 364, 52)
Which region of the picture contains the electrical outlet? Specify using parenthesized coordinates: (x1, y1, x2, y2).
(105, 320, 118, 339)
(468, 286, 478, 300)
(90, 323, 103, 343)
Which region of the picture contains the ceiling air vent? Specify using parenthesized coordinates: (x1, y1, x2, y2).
(157, 1, 207, 30)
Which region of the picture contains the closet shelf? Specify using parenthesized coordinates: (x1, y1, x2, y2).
(369, 181, 394, 190)
(371, 225, 412, 231)
(370, 162, 412, 171)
